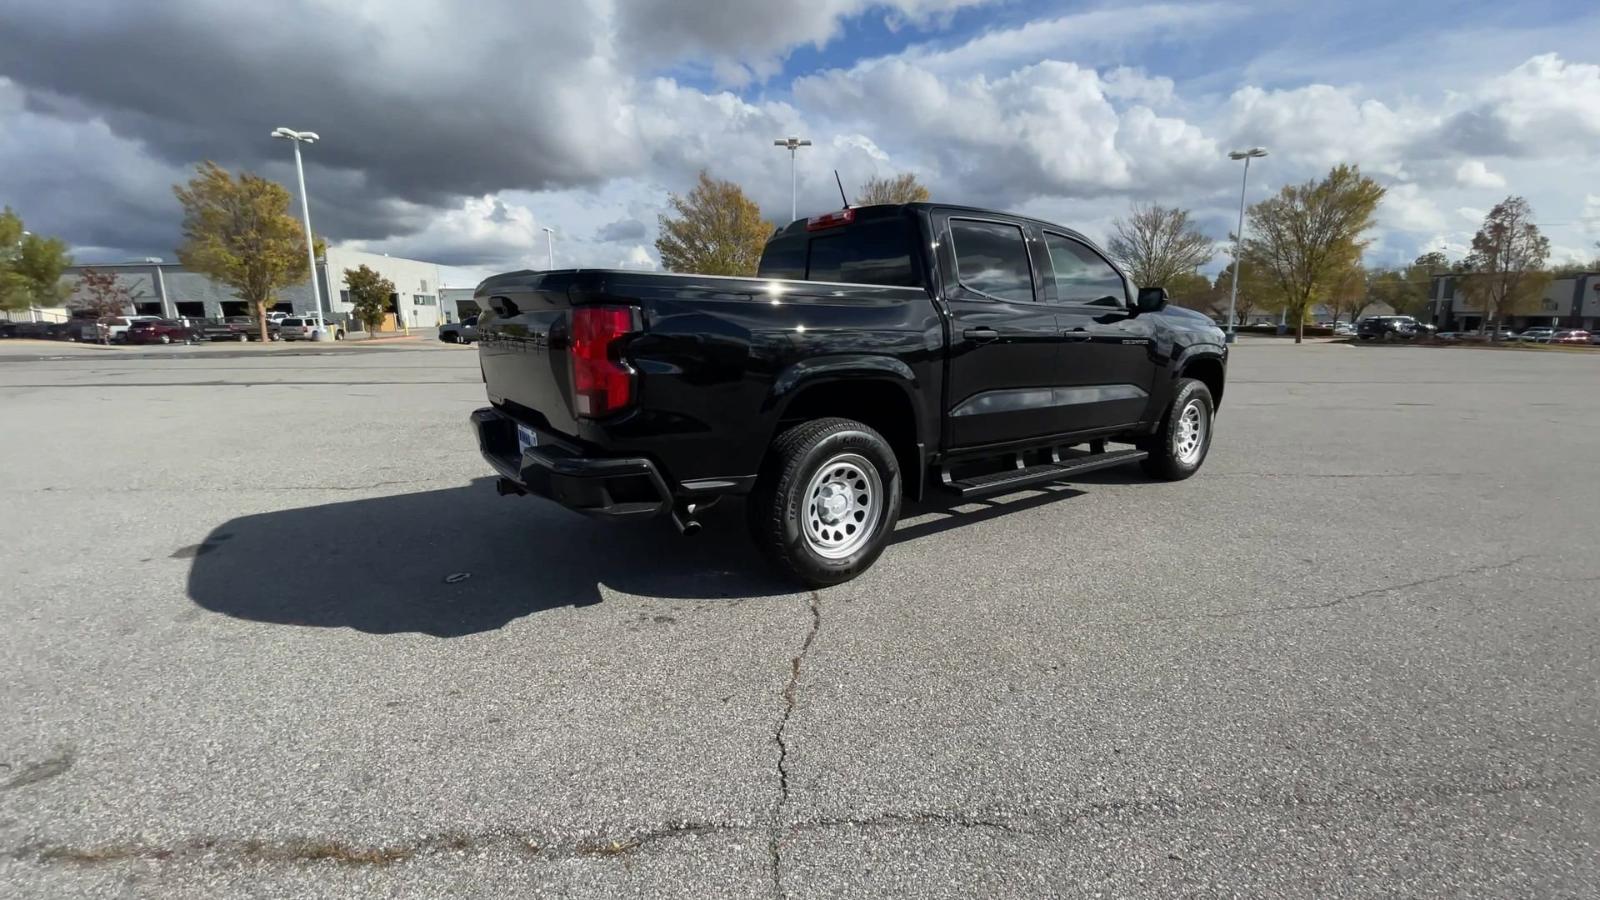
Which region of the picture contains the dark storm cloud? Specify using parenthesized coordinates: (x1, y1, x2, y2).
(595, 218, 648, 242)
(0, 0, 642, 255)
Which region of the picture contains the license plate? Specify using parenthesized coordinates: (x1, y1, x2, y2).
(517, 424, 538, 454)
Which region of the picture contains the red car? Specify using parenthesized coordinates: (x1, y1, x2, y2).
(1552, 329, 1591, 345)
(125, 319, 203, 345)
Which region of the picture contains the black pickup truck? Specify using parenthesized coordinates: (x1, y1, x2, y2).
(470, 203, 1226, 585)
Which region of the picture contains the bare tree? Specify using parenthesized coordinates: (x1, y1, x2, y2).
(69, 268, 137, 318)
(857, 173, 930, 205)
(1105, 204, 1216, 288)
(1459, 197, 1551, 335)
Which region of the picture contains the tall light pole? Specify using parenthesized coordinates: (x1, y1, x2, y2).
(541, 226, 555, 270)
(1226, 147, 1268, 343)
(271, 127, 324, 322)
(773, 136, 812, 222)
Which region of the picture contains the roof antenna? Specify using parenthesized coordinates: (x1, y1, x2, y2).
(834, 170, 850, 209)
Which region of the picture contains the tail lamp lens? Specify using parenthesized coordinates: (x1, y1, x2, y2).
(569, 305, 636, 417)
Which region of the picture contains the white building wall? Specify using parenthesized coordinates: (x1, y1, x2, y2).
(324, 248, 443, 329)
(439, 287, 481, 323)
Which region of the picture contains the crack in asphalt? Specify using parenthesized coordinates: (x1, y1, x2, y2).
(769, 590, 822, 900)
(1139, 555, 1538, 624)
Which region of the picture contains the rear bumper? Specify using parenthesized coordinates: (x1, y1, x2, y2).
(470, 407, 672, 519)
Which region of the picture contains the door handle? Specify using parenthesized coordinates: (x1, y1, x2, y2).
(1060, 330, 1091, 341)
(963, 327, 999, 343)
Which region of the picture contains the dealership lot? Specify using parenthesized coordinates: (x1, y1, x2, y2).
(1, 342, 1597, 898)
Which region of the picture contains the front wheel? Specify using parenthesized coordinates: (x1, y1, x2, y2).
(1138, 378, 1215, 481)
(158, 334, 172, 345)
(748, 417, 902, 587)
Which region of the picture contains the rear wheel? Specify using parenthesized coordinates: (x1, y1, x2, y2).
(236, 333, 248, 342)
(1138, 378, 1214, 481)
(748, 417, 901, 587)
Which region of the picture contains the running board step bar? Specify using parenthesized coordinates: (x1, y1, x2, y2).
(940, 449, 1147, 499)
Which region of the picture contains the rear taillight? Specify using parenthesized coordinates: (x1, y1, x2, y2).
(569, 305, 636, 418)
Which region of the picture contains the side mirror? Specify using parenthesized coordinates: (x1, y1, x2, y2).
(1136, 286, 1168, 313)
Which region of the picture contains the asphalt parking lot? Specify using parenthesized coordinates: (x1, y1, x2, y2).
(2, 340, 1597, 898)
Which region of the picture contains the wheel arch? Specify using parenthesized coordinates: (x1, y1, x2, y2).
(1177, 351, 1226, 410)
(767, 360, 925, 499)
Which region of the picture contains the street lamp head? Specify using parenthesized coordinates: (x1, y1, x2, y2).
(272, 127, 319, 143)
(774, 136, 812, 149)
(1228, 147, 1268, 160)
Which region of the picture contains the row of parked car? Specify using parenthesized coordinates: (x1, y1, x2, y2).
(0, 313, 347, 344)
(1355, 316, 1596, 345)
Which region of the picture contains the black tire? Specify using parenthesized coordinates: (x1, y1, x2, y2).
(158, 334, 172, 344)
(747, 417, 902, 587)
(1137, 378, 1215, 481)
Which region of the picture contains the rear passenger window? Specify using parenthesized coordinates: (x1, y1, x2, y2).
(949, 220, 1034, 302)
(1044, 233, 1126, 307)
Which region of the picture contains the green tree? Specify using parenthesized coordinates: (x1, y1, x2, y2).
(343, 264, 395, 333)
(0, 207, 73, 313)
(1324, 265, 1367, 324)
(655, 171, 773, 276)
(1458, 196, 1550, 335)
(1106, 203, 1216, 288)
(1188, 258, 1276, 324)
(1243, 164, 1385, 343)
(1413, 251, 1451, 273)
(857, 173, 931, 205)
(1367, 262, 1436, 318)
(173, 162, 323, 342)
(1164, 270, 1212, 305)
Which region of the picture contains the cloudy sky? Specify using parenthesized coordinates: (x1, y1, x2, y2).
(2, 0, 1598, 285)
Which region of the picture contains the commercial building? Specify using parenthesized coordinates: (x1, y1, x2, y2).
(439, 286, 482, 324)
(1424, 272, 1600, 332)
(53, 248, 449, 330)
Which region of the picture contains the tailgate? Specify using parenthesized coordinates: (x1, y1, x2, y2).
(475, 272, 609, 440)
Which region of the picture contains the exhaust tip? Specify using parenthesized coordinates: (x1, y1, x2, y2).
(670, 505, 702, 536)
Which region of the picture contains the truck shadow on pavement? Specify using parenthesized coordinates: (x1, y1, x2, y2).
(186, 478, 791, 637)
(187, 477, 1101, 637)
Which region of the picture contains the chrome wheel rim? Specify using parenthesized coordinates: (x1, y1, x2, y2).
(1175, 400, 1207, 465)
(801, 453, 882, 560)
